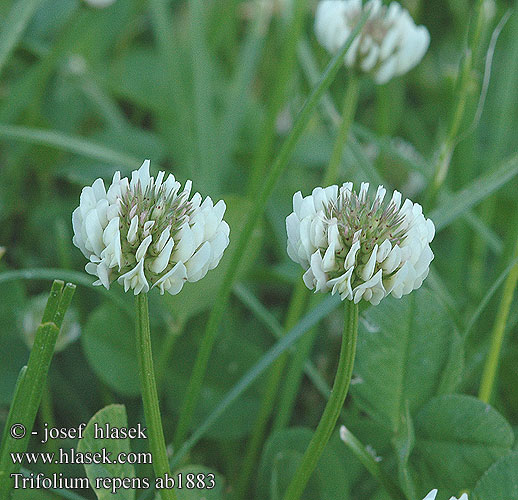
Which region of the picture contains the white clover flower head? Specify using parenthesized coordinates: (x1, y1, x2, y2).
(422, 490, 468, 500)
(83, 0, 117, 8)
(315, 0, 430, 84)
(72, 160, 230, 295)
(286, 182, 434, 305)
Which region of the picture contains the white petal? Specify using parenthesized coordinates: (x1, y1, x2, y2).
(150, 238, 174, 274)
(156, 226, 171, 253)
(185, 241, 211, 282)
(153, 261, 188, 295)
(360, 244, 378, 281)
(85, 209, 104, 256)
(345, 241, 361, 269)
(322, 242, 337, 272)
(117, 259, 149, 295)
(377, 239, 392, 262)
(173, 225, 196, 262)
(422, 490, 438, 500)
(127, 215, 139, 244)
(353, 269, 385, 304)
(135, 234, 152, 261)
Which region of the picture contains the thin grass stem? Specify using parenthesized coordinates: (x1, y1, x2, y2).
(478, 237, 518, 402)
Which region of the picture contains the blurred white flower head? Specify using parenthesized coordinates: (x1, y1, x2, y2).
(286, 182, 434, 305)
(83, 0, 117, 8)
(315, 0, 430, 84)
(22, 294, 81, 352)
(72, 160, 230, 295)
(423, 489, 468, 500)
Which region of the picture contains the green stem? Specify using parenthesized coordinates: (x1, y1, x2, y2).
(282, 301, 359, 500)
(135, 294, 177, 500)
(173, 8, 371, 449)
(323, 74, 360, 186)
(425, 49, 472, 208)
(478, 238, 518, 403)
(0, 280, 75, 499)
(234, 280, 308, 499)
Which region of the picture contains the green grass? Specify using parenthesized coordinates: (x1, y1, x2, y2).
(1, 1, 518, 500)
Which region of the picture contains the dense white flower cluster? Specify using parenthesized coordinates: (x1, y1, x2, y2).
(315, 0, 430, 84)
(72, 160, 230, 295)
(423, 489, 468, 500)
(83, 0, 117, 8)
(286, 182, 434, 305)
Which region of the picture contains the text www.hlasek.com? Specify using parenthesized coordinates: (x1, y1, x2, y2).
(11, 448, 152, 465)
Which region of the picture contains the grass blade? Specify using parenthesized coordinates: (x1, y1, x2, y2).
(0, 124, 141, 168)
(0, 0, 45, 77)
(431, 153, 518, 232)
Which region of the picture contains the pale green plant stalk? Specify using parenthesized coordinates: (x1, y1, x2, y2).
(282, 301, 359, 500)
(235, 73, 363, 494)
(0, 280, 75, 499)
(173, 8, 372, 449)
(135, 294, 177, 500)
(425, 48, 473, 207)
(478, 235, 518, 403)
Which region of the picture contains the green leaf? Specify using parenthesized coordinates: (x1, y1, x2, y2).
(413, 395, 514, 494)
(166, 319, 265, 440)
(173, 465, 224, 499)
(77, 404, 135, 500)
(472, 451, 518, 500)
(257, 428, 351, 500)
(81, 303, 140, 396)
(351, 288, 463, 433)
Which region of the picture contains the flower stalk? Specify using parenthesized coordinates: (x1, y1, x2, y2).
(135, 293, 177, 500)
(282, 301, 359, 500)
(236, 75, 362, 495)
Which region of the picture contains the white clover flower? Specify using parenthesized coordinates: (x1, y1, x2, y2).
(315, 0, 430, 84)
(423, 489, 468, 500)
(286, 182, 434, 305)
(72, 160, 230, 295)
(83, 0, 117, 8)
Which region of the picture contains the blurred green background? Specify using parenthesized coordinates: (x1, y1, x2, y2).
(1, 0, 518, 499)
